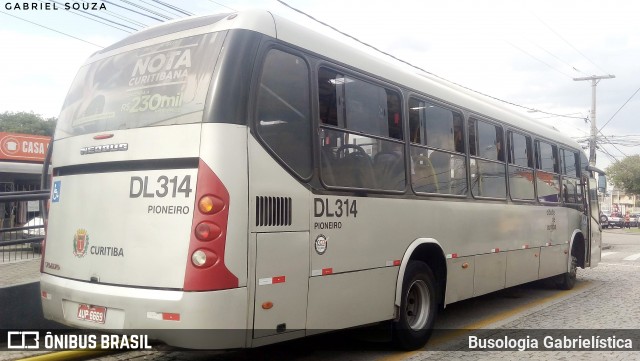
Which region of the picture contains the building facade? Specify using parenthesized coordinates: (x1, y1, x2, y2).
(0, 132, 50, 228)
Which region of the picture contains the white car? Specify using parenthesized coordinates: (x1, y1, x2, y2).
(22, 217, 45, 237)
(22, 217, 45, 253)
(607, 213, 624, 228)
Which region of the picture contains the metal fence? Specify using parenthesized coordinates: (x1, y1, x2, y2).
(0, 190, 48, 263)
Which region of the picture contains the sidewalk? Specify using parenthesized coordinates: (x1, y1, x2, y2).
(0, 259, 40, 288)
(604, 227, 640, 235)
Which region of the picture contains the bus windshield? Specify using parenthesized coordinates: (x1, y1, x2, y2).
(55, 32, 221, 139)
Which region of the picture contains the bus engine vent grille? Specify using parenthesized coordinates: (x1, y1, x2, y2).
(256, 196, 292, 227)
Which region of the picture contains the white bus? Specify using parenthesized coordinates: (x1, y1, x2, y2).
(41, 9, 604, 350)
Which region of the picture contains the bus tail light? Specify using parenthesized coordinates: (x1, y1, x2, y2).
(198, 195, 224, 214)
(183, 160, 238, 291)
(191, 249, 218, 268)
(194, 222, 222, 241)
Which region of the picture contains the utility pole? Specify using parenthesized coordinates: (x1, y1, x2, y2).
(573, 74, 615, 166)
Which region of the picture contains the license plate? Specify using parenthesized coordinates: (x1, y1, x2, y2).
(77, 304, 106, 324)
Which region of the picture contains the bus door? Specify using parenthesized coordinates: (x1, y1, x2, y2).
(581, 175, 601, 267)
(586, 175, 602, 266)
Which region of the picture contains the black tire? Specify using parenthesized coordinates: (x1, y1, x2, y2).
(556, 255, 577, 290)
(392, 261, 438, 350)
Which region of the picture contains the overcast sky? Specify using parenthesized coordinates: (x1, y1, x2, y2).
(1, 0, 638, 171)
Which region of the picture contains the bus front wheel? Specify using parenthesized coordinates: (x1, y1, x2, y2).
(556, 255, 577, 290)
(392, 261, 437, 350)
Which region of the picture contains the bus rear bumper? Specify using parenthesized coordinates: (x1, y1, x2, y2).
(40, 273, 249, 349)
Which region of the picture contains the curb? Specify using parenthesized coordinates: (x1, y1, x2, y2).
(17, 351, 112, 361)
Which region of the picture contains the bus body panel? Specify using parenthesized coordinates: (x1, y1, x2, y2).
(247, 136, 311, 234)
(539, 244, 571, 279)
(40, 274, 249, 349)
(247, 135, 312, 338)
(42, 123, 252, 348)
(472, 252, 507, 297)
(444, 256, 474, 304)
(310, 196, 576, 275)
(44, 125, 202, 289)
(306, 267, 397, 331)
(253, 232, 309, 338)
(51, 123, 202, 167)
(505, 248, 541, 288)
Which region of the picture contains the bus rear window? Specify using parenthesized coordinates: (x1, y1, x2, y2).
(55, 32, 221, 139)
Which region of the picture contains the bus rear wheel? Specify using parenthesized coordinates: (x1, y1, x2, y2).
(556, 255, 577, 290)
(392, 261, 437, 350)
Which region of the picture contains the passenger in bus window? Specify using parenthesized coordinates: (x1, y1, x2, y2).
(453, 114, 464, 153)
(374, 141, 406, 190)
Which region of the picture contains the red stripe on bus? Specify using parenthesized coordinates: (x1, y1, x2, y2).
(162, 313, 180, 321)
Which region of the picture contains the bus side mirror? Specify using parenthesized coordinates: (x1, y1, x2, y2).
(597, 174, 607, 194)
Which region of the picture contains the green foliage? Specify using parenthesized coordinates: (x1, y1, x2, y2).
(0, 111, 57, 136)
(606, 155, 640, 195)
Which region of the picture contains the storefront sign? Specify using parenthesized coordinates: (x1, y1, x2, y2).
(0, 132, 51, 162)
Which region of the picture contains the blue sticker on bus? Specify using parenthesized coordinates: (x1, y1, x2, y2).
(52, 181, 61, 203)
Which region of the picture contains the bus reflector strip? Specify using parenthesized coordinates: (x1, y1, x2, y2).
(446, 253, 458, 259)
(41, 291, 51, 300)
(491, 248, 500, 253)
(259, 276, 286, 285)
(147, 312, 180, 321)
(311, 268, 333, 276)
(163, 313, 180, 321)
(385, 260, 401, 267)
(522, 244, 529, 249)
(546, 242, 552, 246)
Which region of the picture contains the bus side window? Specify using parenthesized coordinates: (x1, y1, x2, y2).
(469, 118, 506, 199)
(560, 148, 581, 207)
(409, 98, 467, 195)
(535, 140, 561, 203)
(318, 67, 405, 191)
(507, 131, 535, 201)
(256, 50, 312, 179)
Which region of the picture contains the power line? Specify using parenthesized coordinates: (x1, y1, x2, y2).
(137, 0, 183, 18)
(119, 0, 173, 21)
(597, 134, 628, 158)
(102, 0, 165, 22)
(598, 84, 640, 132)
(507, 41, 573, 79)
(36, 0, 137, 33)
(0, 10, 104, 48)
(97, 7, 148, 29)
(533, 13, 609, 75)
(79, 0, 150, 29)
(276, 0, 587, 123)
(206, 0, 236, 11)
(149, 0, 193, 16)
(597, 145, 618, 164)
(528, 39, 588, 76)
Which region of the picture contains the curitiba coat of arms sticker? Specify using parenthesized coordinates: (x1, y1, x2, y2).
(73, 229, 89, 258)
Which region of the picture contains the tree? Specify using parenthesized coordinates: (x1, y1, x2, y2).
(0, 111, 57, 136)
(606, 155, 640, 195)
